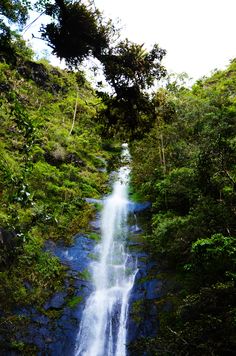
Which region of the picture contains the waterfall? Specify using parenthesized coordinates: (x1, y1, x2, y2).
(75, 144, 137, 356)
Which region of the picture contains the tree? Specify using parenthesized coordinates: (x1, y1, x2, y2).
(37, 2, 167, 138)
(100, 40, 166, 96)
(97, 40, 167, 138)
(0, 0, 30, 64)
(0, 0, 29, 25)
(40, 0, 115, 66)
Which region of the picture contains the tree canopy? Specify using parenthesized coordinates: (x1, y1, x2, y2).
(97, 40, 166, 139)
(38, 1, 167, 137)
(40, 0, 115, 66)
(100, 40, 166, 95)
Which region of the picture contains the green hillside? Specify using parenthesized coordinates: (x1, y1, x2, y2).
(0, 36, 114, 338)
(131, 59, 236, 355)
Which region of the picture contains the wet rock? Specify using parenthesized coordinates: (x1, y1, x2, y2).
(45, 337, 53, 343)
(85, 198, 103, 204)
(127, 318, 139, 343)
(16, 195, 161, 354)
(45, 236, 95, 272)
(74, 278, 93, 291)
(127, 299, 159, 343)
(143, 279, 163, 300)
(129, 225, 143, 234)
(32, 315, 50, 325)
(23, 281, 32, 291)
(27, 326, 46, 349)
(128, 201, 151, 213)
(90, 219, 101, 231)
(44, 291, 67, 310)
(14, 306, 35, 317)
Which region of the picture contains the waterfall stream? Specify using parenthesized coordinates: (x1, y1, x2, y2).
(75, 144, 137, 356)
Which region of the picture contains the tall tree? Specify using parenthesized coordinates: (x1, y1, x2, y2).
(97, 40, 167, 138)
(37, 1, 167, 138)
(40, 0, 115, 66)
(100, 40, 166, 96)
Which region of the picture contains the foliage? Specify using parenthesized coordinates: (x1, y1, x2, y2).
(189, 233, 236, 285)
(78, 268, 91, 281)
(98, 41, 166, 139)
(101, 40, 166, 94)
(131, 59, 236, 354)
(88, 232, 101, 241)
(0, 0, 29, 26)
(67, 295, 83, 308)
(0, 0, 32, 65)
(36, 1, 166, 138)
(0, 31, 115, 351)
(0, 233, 65, 310)
(40, 0, 115, 66)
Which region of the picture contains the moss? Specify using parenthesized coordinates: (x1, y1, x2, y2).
(78, 269, 91, 281)
(128, 244, 144, 253)
(138, 256, 149, 263)
(42, 309, 62, 319)
(130, 300, 145, 324)
(0, 314, 38, 355)
(0, 235, 66, 311)
(138, 274, 153, 285)
(87, 232, 101, 241)
(128, 185, 145, 203)
(93, 202, 103, 212)
(67, 204, 95, 235)
(88, 253, 99, 260)
(67, 295, 83, 308)
(11, 340, 25, 351)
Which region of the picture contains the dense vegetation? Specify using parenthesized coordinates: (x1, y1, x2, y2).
(0, 30, 114, 352)
(131, 60, 236, 355)
(1, 0, 236, 354)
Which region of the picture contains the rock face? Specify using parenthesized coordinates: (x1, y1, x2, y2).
(128, 201, 152, 213)
(14, 233, 96, 355)
(14, 205, 162, 355)
(126, 236, 162, 346)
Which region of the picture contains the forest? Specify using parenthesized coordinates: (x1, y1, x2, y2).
(0, 0, 236, 355)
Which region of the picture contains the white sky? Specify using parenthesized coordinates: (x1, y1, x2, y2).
(24, 0, 236, 81)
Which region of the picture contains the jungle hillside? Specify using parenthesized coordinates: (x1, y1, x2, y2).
(0, 0, 236, 355)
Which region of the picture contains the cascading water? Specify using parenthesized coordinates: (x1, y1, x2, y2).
(75, 144, 137, 356)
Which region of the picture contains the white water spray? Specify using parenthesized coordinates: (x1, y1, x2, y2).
(75, 145, 137, 356)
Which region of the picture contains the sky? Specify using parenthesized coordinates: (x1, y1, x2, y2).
(24, 0, 236, 81)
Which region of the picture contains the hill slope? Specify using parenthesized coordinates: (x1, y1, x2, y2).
(0, 41, 115, 352)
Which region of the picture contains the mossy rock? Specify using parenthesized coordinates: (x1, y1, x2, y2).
(87, 232, 101, 242)
(88, 253, 99, 261)
(130, 300, 145, 324)
(78, 269, 91, 281)
(67, 295, 83, 308)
